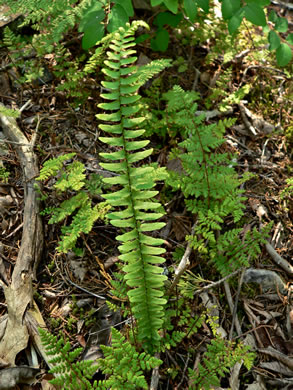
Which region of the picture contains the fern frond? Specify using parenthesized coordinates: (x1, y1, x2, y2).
(136, 59, 173, 87)
(97, 21, 169, 351)
(39, 328, 99, 390)
(188, 334, 255, 389)
(97, 328, 162, 389)
(37, 153, 76, 181)
(57, 201, 109, 253)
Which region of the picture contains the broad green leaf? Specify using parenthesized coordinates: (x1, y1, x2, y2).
(135, 33, 150, 45)
(107, 4, 128, 33)
(154, 11, 183, 27)
(268, 30, 280, 51)
(221, 0, 241, 20)
(163, 0, 178, 14)
(184, 0, 197, 22)
(244, 3, 266, 26)
(275, 17, 288, 33)
(268, 10, 278, 23)
(196, 0, 209, 13)
(121, 65, 137, 76)
(79, 10, 105, 50)
(134, 201, 161, 210)
(78, 1, 102, 31)
(276, 43, 292, 67)
(228, 9, 244, 34)
(286, 33, 293, 45)
(115, 0, 134, 17)
(246, 0, 270, 5)
(151, 0, 163, 5)
(120, 56, 137, 66)
(151, 28, 169, 52)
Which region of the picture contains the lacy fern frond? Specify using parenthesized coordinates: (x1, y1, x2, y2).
(37, 154, 110, 253)
(37, 153, 76, 181)
(136, 59, 172, 87)
(40, 327, 161, 390)
(97, 328, 162, 389)
(53, 197, 109, 254)
(39, 327, 99, 390)
(188, 334, 254, 389)
(97, 21, 168, 351)
(165, 85, 260, 276)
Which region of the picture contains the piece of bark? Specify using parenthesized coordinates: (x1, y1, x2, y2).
(0, 104, 43, 365)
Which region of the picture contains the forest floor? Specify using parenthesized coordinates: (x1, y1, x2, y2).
(0, 2, 292, 390)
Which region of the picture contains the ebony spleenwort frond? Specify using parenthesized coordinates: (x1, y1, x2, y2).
(97, 21, 168, 351)
(39, 327, 99, 390)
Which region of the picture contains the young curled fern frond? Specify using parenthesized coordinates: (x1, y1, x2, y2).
(97, 21, 168, 351)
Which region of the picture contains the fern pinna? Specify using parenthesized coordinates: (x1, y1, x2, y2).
(97, 21, 167, 351)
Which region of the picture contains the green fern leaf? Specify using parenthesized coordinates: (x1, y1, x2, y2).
(97, 21, 169, 351)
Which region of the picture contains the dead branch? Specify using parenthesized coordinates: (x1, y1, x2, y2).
(0, 103, 43, 365)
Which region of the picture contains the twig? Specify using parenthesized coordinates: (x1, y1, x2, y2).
(150, 354, 161, 390)
(64, 276, 106, 300)
(224, 281, 242, 337)
(193, 267, 244, 295)
(258, 346, 293, 371)
(229, 268, 245, 340)
(19, 99, 32, 113)
(265, 241, 293, 276)
(238, 103, 257, 136)
(177, 352, 190, 389)
(167, 224, 196, 295)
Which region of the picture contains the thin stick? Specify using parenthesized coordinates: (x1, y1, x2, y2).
(167, 224, 196, 295)
(229, 268, 245, 340)
(265, 241, 293, 276)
